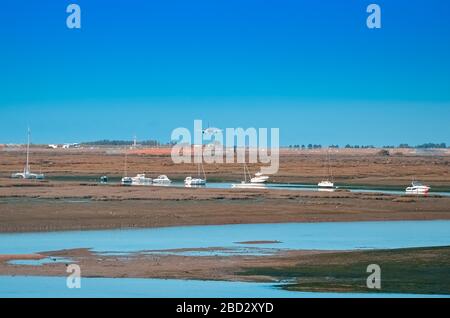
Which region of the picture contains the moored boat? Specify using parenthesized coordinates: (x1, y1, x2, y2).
(185, 163, 207, 187)
(153, 175, 172, 185)
(185, 176, 206, 186)
(231, 165, 267, 189)
(406, 181, 430, 194)
(250, 172, 270, 184)
(131, 174, 153, 185)
(11, 128, 45, 180)
(317, 150, 334, 189)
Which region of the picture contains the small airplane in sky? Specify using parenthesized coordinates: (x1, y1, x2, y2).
(202, 124, 223, 136)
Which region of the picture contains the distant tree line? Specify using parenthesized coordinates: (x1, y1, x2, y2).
(82, 139, 165, 146)
(382, 143, 447, 149)
(289, 144, 323, 149)
(288, 144, 374, 149)
(288, 143, 448, 149)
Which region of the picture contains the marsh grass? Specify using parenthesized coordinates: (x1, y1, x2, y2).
(239, 246, 450, 295)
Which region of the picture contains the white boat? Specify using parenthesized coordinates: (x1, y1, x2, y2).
(11, 169, 45, 180)
(185, 176, 206, 186)
(318, 150, 334, 189)
(185, 163, 207, 186)
(406, 181, 430, 194)
(153, 175, 172, 185)
(121, 176, 133, 186)
(131, 174, 153, 186)
(318, 187, 335, 192)
(232, 182, 267, 189)
(11, 128, 45, 180)
(318, 180, 334, 188)
(231, 165, 267, 189)
(250, 172, 270, 184)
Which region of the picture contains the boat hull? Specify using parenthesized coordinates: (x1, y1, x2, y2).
(318, 181, 334, 188)
(231, 183, 267, 189)
(406, 187, 430, 195)
(185, 178, 206, 186)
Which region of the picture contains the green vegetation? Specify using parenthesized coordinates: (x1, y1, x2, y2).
(239, 246, 450, 295)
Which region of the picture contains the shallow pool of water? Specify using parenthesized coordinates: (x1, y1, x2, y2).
(0, 276, 446, 298)
(7, 257, 73, 266)
(0, 221, 449, 255)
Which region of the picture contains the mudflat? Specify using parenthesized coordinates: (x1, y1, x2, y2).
(1, 147, 449, 186)
(0, 180, 449, 233)
(0, 147, 449, 233)
(1, 246, 448, 295)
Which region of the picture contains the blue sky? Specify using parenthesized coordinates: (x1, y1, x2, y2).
(1, 0, 449, 145)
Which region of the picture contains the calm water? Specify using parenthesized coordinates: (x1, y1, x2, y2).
(0, 221, 449, 255)
(177, 182, 450, 197)
(48, 176, 450, 197)
(7, 257, 72, 266)
(0, 276, 447, 298)
(1, 221, 450, 298)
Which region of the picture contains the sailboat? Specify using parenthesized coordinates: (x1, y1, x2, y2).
(318, 150, 334, 189)
(185, 163, 207, 186)
(121, 151, 133, 185)
(11, 128, 45, 180)
(121, 151, 152, 186)
(231, 164, 267, 189)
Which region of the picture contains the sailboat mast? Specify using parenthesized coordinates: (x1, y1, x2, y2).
(202, 163, 206, 181)
(329, 151, 334, 182)
(124, 150, 128, 177)
(327, 150, 330, 178)
(25, 128, 30, 173)
(327, 149, 334, 182)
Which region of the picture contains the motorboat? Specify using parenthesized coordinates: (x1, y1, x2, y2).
(318, 180, 334, 188)
(11, 128, 45, 180)
(406, 181, 430, 194)
(153, 175, 172, 185)
(131, 174, 153, 185)
(121, 176, 133, 186)
(250, 172, 270, 184)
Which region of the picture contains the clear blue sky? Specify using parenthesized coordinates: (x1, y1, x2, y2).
(1, 0, 449, 145)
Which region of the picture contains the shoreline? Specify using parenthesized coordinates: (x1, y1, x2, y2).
(0, 246, 449, 295)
